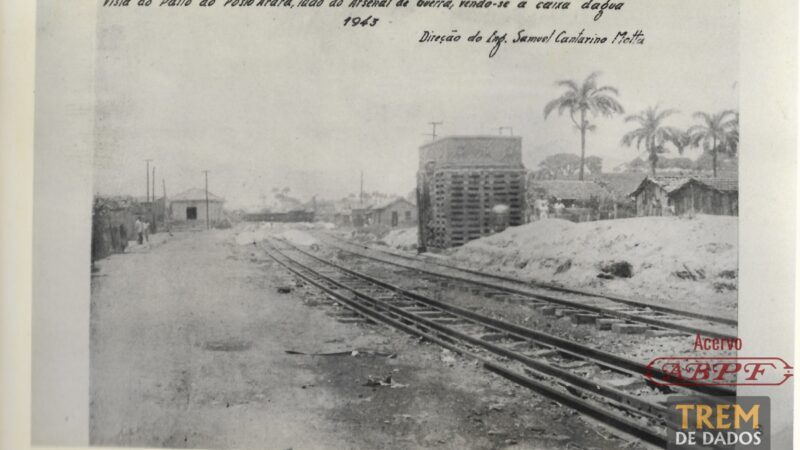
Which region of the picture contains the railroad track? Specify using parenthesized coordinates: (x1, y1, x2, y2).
(316, 232, 737, 340)
(261, 237, 734, 448)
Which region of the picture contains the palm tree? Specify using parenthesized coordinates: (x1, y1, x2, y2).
(621, 106, 687, 177)
(686, 110, 739, 178)
(543, 72, 624, 180)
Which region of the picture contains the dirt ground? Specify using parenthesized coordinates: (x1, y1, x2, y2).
(90, 229, 645, 449)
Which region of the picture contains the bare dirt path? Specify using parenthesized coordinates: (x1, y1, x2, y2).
(90, 229, 638, 449)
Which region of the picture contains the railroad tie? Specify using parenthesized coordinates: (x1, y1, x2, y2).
(554, 308, 580, 318)
(644, 329, 686, 338)
(610, 323, 649, 335)
(539, 306, 558, 316)
(571, 313, 599, 325)
(595, 318, 625, 330)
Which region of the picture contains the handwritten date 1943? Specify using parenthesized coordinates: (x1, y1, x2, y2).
(343, 16, 380, 27)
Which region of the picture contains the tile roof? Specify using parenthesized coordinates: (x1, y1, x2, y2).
(631, 175, 738, 197)
(529, 180, 611, 201)
(694, 177, 738, 192)
(591, 173, 647, 199)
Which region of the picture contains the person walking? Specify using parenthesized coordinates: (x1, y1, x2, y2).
(135, 217, 144, 245)
(143, 220, 150, 244)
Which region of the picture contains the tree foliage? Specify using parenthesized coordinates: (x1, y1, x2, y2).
(536, 153, 602, 179)
(621, 106, 687, 176)
(687, 110, 739, 178)
(543, 72, 624, 180)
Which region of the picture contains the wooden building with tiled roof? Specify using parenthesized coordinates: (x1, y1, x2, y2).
(630, 176, 738, 216)
(528, 180, 612, 207)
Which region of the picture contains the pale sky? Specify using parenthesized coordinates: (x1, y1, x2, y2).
(93, 0, 738, 209)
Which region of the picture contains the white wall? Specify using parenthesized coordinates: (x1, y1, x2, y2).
(170, 200, 224, 223)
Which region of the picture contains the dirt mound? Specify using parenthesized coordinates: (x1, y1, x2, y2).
(449, 215, 737, 314)
(379, 227, 418, 251)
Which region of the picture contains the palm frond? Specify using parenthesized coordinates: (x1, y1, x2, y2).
(555, 79, 580, 92)
(654, 108, 679, 122)
(692, 111, 713, 124)
(543, 97, 564, 119)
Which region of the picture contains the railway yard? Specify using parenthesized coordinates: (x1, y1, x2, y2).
(90, 218, 738, 449)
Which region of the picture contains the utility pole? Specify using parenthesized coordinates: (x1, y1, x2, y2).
(202, 170, 210, 230)
(498, 126, 513, 136)
(359, 171, 364, 206)
(162, 178, 167, 230)
(151, 166, 157, 232)
(426, 121, 443, 141)
(145, 159, 152, 204)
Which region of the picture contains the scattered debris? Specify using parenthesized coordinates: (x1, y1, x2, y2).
(285, 350, 351, 356)
(599, 260, 633, 278)
(277, 286, 293, 294)
(554, 259, 572, 274)
(673, 263, 706, 281)
(717, 269, 737, 279)
(362, 374, 408, 388)
(713, 281, 737, 292)
(284, 349, 395, 357)
(440, 349, 456, 364)
(203, 339, 252, 352)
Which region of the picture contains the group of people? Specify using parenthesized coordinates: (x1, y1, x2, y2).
(134, 216, 150, 245)
(531, 198, 566, 221)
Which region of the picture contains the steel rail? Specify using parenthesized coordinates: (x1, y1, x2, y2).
(273, 238, 736, 399)
(318, 233, 738, 336)
(322, 231, 737, 327)
(261, 240, 670, 448)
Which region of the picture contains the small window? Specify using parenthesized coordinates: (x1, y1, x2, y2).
(186, 207, 197, 220)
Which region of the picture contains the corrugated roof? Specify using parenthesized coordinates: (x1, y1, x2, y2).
(171, 188, 224, 202)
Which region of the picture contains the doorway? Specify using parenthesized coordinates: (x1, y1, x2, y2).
(186, 206, 197, 220)
(391, 211, 398, 227)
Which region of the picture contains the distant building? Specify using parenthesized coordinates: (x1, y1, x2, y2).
(417, 136, 527, 249)
(366, 198, 417, 227)
(630, 176, 738, 216)
(351, 206, 371, 227)
(590, 173, 647, 201)
(242, 209, 314, 223)
(528, 180, 611, 208)
(170, 188, 225, 224)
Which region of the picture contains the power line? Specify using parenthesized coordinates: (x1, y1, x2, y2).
(426, 121, 443, 141)
(144, 159, 152, 204)
(202, 170, 210, 230)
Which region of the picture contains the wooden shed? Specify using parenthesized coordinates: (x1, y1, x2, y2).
(668, 178, 738, 216)
(367, 198, 417, 228)
(630, 176, 738, 216)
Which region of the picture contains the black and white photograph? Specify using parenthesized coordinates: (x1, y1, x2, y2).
(2, 0, 796, 449)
